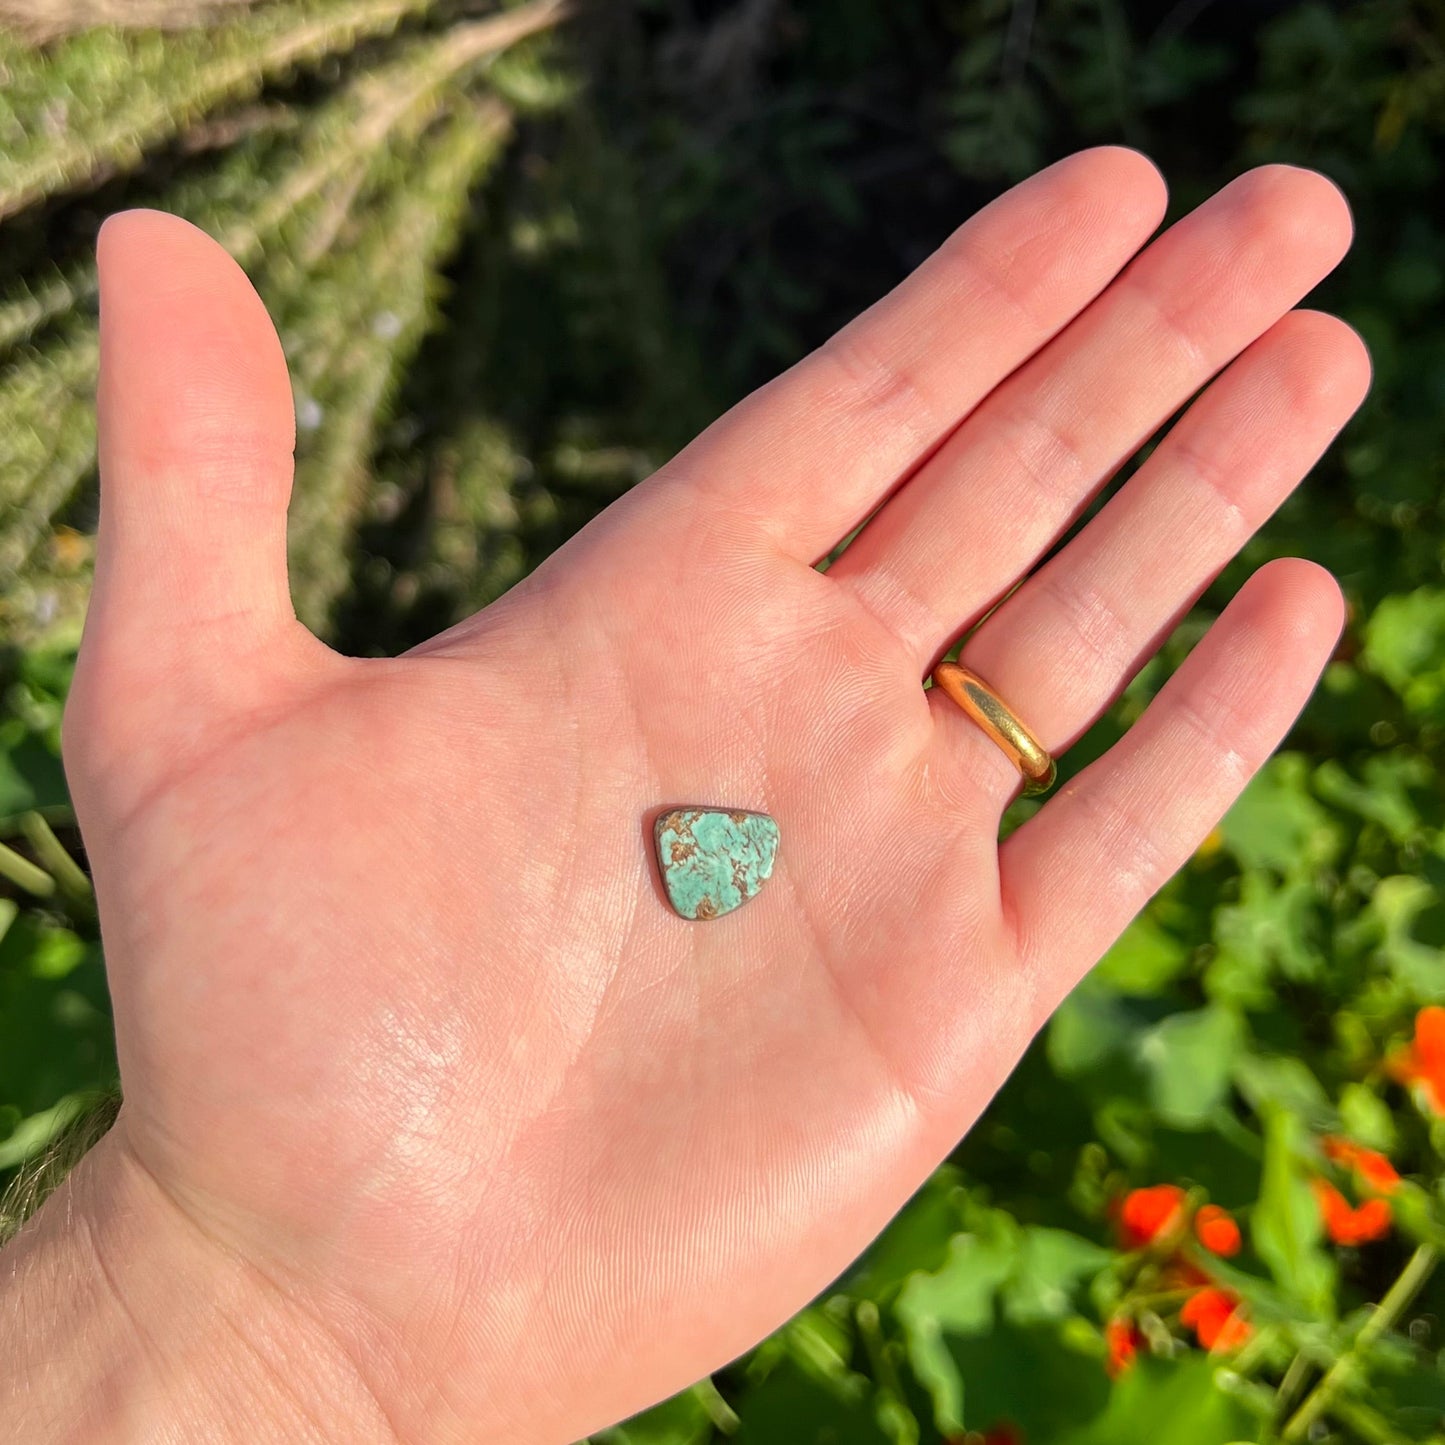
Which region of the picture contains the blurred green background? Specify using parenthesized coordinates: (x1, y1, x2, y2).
(1, 2, 1443, 1441)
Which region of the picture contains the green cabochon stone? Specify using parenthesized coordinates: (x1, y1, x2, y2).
(654, 807, 779, 921)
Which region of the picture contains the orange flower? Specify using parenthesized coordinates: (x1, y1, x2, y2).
(1117, 1185, 1186, 1248)
(1322, 1137, 1401, 1195)
(1312, 1178, 1392, 1245)
(1389, 1006, 1445, 1114)
(1193, 1204, 1242, 1257)
(1180, 1287, 1251, 1352)
(1104, 1318, 1145, 1377)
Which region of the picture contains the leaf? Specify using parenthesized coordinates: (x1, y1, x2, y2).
(1054, 1355, 1257, 1445)
(921, 1316, 1111, 1440)
(0, 723, 69, 827)
(1314, 754, 1434, 844)
(1370, 875, 1445, 1000)
(1232, 1055, 1332, 1123)
(1005, 1228, 1113, 1325)
(1136, 1007, 1243, 1129)
(895, 1222, 1018, 1433)
(895, 1214, 1118, 1436)
(0, 1091, 92, 1170)
(1250, 1105, 1335, 1318)
(733, 1356, 888, 1445)
(1047, 985, 1145, 1080)
(1363, 587, 1445, 717)
(850, 1167, 965, 1297)
(1094, 912, 1192, 994)
(0, 920, 115, 1118)
(1208, 874, 1327, 1005)
(1218, 753, 1342, 873)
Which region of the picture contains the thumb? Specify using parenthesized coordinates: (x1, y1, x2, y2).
(67, 211, 331, 794)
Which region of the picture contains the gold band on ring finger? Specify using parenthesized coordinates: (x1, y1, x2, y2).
(930, 662, 1057, 796)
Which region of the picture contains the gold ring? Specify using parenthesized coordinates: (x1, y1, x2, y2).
(930, 662, 1056, 795)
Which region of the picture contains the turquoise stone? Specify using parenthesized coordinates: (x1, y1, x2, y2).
(654, 806, 779, 921)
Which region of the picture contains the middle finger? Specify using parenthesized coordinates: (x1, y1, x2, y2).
(825, 164, 1353, 666)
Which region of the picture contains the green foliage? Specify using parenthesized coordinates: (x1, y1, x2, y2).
(1, 2, 1444, 1443)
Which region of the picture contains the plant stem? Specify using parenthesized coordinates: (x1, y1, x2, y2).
(1282, 1245, 1438, 1441)
(20, 813, 92, 908)
(1272, 1347, 1315, 1421)
(856, 1299, 918, 1445)
(0, 839, 55, 898)
(693, 1378, 739, 1435)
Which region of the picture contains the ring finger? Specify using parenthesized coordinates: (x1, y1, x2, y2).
(928, 307, 1370, 799)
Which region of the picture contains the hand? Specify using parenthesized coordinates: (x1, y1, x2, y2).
(11, 149, 1365, 1443)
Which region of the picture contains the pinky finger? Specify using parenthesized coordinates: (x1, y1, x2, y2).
(999, 557, 1344, 1017)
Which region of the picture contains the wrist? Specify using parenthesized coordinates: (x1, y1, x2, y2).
(0, 1117, 398, 1444)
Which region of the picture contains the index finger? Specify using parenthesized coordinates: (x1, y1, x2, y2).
(630, 146, 1168, 563)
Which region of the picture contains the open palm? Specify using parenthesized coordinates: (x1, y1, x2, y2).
(58, 148, 1365, 1443)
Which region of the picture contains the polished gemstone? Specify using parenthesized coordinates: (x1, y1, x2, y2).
(654, 806, 779, 921)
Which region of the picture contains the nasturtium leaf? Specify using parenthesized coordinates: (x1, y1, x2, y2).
(0, 1092, 94, 1170)
(1363, 586, 1445, 717)
(947, 1317, 1111, 1440)
(1005, 1228, 1112, 1325)
(1314, 754, 1434, 844)
(1047, 985, 1144, 1080)
(895, 1224, 1018, 1433)
(1053, 1355, 1257, 1445)
(1369, 875, 1445, 1000)
(1208, 873, 1327, 1004)
(1136, 1006, 1243, 1129)
(0, 925, 114, 1119)
(0, 725, 69, 827)
(1219, 753, 1342, 873)
(1233, 1055, 1331, 1127)
(732, 1356, 890, 1445)
(1149, 1126, 1262, 1210)
(851, 1167, 965, 1296)
(1095, 912, 1191, 994)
